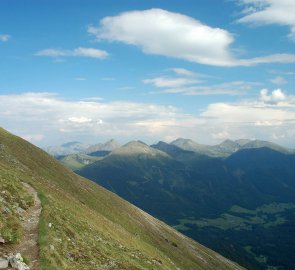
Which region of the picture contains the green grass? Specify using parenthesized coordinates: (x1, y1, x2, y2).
(0, 127, 244, 270)
(175, 203, 295, 232)
(0, 168, 34, 244)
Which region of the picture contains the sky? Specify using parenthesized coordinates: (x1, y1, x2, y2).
(1, 0, 295, 147)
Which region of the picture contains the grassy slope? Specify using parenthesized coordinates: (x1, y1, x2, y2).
(58, 154, 102, 171)
(0, 128, 243, 270)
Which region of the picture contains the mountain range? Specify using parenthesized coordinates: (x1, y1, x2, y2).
(45, 139, 121, 157)
(0, 127, 244, 269)
(54, 138, 295, 270)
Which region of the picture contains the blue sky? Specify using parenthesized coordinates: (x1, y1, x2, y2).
(1, 0, 295, 147)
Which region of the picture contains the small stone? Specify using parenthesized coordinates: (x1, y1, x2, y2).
(0, 258, 9, 269)
(50, 245, 55, 251)
(8, 253, 29, 270)
(48, 223, 52, 228)
(3, 207, 11, 214)
(0, 237, 5, 244)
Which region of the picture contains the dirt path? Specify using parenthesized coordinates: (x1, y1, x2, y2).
(17, 183, 42, 270)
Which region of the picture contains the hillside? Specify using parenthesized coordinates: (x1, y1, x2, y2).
(0, 128, 244, 270)
(57, 153, 102, 171)
(78, 141, 295, 270)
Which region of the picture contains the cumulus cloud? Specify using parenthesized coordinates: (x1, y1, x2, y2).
(237, 0, 295, 42)
(35, 47, 109, 59)
(0, 34, 10, 42)
(88, 8, 295, 66)
(259, 88, 288, 104)
(200, 88, 295, 145)
(0, 92, 200, 145)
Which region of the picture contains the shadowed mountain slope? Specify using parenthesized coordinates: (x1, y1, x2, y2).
(78, 140, 295, 270)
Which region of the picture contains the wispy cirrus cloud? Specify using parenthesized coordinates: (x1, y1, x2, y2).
(157, 81, 258, 96)
(143, 77, 201, 88)
(0, 34, 10, 42)
(35, 47, 109, 59)
(88, 8, 295, 66)
(237, 0, 295, 42)
(168, 68, 210, 78)
(144, 68, 258, 96)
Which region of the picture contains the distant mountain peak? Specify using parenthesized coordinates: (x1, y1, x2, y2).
(45, 141, 90, 156)
(172, 137, 197, 144)
(83, 139, 121, 154)
(61, 141, 82, 147)
(234, 139, 252, 146)
(112, 140, 168, 157)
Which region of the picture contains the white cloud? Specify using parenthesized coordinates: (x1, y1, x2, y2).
(1, 90, 295, 147)
(151, 80, 258, 96)
(0, 34, 10, 42)
(88, 8, 295, 66)
(169, 68, 202, 77)
(143, 77, 200, 88)
(270, 76, 287, 85)
(237, 0, 295, 42)
(144, 68, 257, 96)
(35, 47, 109, 59)
(235, 54, 295, 66)
(200, 88, 295, 145)
(0, 92, 200, 146)
(72, 47, 108, 58)
(68, 116, 94, 124)
(211, 130, 230, 140)
(88, 9, 235, 66)
(259, 88, 288, 104)
(21, 134, 44, 142)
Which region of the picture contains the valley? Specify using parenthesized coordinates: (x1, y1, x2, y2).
(0, 128, 244, 270)
(52, 138, 295, 270)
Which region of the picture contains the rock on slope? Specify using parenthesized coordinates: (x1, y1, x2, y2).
(0, 128, 244, 270)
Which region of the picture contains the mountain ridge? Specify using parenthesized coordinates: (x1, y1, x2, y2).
(78, 138, 295, 270)
(0, 127, 244, 270)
